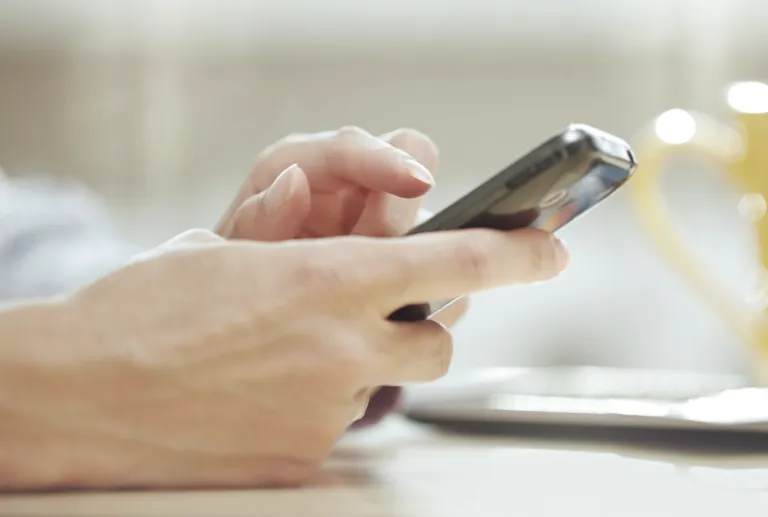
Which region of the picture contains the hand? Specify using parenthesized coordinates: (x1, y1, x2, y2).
(214, 127, 454, 428)
(216, 128, 467, 329)
(212, 128, 460, 427)
(215, 126, 439, 241)
(1, 227, 567, 490)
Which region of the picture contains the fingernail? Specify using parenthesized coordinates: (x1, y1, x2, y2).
(266, 164, 301, 215)
(402, 156, 434, 187)
(553, 236, 570, 270)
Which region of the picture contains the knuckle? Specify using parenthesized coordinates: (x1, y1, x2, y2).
(335, 125, 370, 141)
(280, 132, 310, 145)
(272, 132, 309, 149)
(254, 143, 278, 165)
(170, 228, 222, 246)
(181, 228, 216, 240)
(389, 127, 437, 150)
(324, 126, 372, 174)
(390, 126, 423, 138)
(254, 133, 307, 165)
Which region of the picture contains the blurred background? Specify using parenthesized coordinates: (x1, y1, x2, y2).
(1, 0, 767, 377)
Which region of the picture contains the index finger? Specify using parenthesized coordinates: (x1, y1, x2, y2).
(267, 126, 435, 194)
(352, 129, 440, 237)
(216, 127, 434, 235)
(371, 228, 569, 309)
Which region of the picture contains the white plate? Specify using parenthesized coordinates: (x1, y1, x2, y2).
(403, 366, 768, 433)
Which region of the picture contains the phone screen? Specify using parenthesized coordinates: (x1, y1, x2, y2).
(532, 161, 630, 232)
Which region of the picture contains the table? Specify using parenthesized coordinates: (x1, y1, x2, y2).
(3, 417, 768, 517)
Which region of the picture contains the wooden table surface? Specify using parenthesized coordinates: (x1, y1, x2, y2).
(3, 417, 768, 517)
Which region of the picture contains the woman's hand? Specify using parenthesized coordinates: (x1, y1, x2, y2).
(216, 129, 468, 329)
(213, 127, 466, 426)
(213, 127, 460, 427)
(0, 227, 568, 490)
(215, 126, 439, 241)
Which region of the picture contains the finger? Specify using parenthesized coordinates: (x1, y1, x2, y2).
(284, 126, 435, 195)
(352, 129, 439, 237)
(225, 164, 312, 241)
(350, 386, 403, 428)
(167, 229, 225, 246)
(369, 228, 569, 308)
(430, 296, 469, 328)
(375, 319, 453, 384)
(217, 126, 436, 233)
(348, 193, 404, 237)
(381, 127, 439, 181)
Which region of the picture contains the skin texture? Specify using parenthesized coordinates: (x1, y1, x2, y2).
(215, 126, 458, 327)
(213, 127, 467, 427)
(0, 127, 569, 491)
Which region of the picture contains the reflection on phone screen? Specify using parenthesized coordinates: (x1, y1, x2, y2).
(533, 162, 628, 232)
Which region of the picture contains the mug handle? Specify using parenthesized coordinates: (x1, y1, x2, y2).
(628, 110, 759, 348)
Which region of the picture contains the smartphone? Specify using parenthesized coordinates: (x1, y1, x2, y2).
(389, 123, 637, 322)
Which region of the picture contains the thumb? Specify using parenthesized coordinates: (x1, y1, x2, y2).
(226, 164, 311, 241)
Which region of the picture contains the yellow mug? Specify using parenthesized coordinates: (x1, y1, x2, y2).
(630, 80, 768, 384)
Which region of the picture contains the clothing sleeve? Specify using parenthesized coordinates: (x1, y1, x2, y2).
(0, 178, 142, 303)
